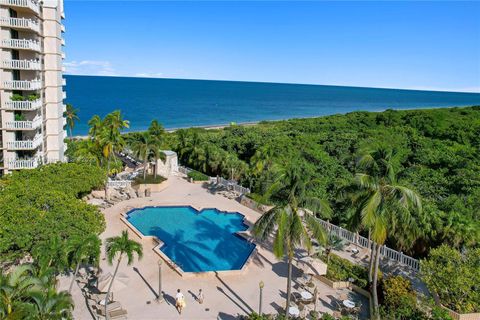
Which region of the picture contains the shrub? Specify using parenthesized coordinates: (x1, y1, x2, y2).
(421, 245, 480, 313)
(187, 170, 209, 181)
(323, 254, 372, 289)
(0, 163, 106, 263)
(10, 93, 25, 101)
(382, 276, 416, 308)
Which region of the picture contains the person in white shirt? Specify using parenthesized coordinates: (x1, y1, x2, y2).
(175, 289, 186, 314)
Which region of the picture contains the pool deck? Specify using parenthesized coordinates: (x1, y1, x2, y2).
(59, 175, 369, 319)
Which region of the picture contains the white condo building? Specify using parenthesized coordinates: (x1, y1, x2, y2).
(0, 0, 66, 175)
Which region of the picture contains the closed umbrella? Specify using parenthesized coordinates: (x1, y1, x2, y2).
(97, 272, 129, 293)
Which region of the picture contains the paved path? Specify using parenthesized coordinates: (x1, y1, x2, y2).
(59, 176, 369, 319)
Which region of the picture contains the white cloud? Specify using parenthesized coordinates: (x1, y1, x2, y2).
(64, 60, 118, 76)
(134, 72, 164, 78)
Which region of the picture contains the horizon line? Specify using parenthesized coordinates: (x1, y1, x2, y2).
(64, 74, 480, 95)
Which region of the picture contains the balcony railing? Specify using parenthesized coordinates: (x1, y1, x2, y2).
(62, 91, 66, 99)
(61, 24, 65, 32)
(6, 134, 42, 150)
(4, 115, 42, 130)
(2, 38, 40, 51)
(0, 0, 40, 15)
(6, 156, 40, 169)
(0, 17, 40, 33)
(3, 79, 41, 90)
(61, 38, 65, 46)
(62, 78, 66, 86)
(3, 59, 41, 70)
(61, 52, 65, 59)
(2, 98, 42, 110)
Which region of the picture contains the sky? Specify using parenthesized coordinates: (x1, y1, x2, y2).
(64, 1, 480, 93)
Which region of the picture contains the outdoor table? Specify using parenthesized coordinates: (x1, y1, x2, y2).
(343, 299, 355, 309)
(301, 291, 313, 300)
(288, 306, 300, 317)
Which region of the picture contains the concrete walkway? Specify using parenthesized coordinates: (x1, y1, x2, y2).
(59, 176, 368, 319)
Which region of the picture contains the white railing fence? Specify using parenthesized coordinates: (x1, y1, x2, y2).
(178, 165, 250, 195)
(317, 219, 420, 271)
(107, 180, 131, 189)
(2, 39, 41, 51)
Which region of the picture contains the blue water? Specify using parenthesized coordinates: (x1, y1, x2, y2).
(126, 206, 255, 272)
(65, 75, 480, 135)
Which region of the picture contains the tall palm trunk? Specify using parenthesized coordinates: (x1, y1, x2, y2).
(69, 126, 73, 140)
(372, 243, 382, 320)
(368, 230, 375, 284)
(285, 254, 293, 319)
(153, 157, 158, 180)
(105, 254, 122, 320)
(68, 262, 81, 293)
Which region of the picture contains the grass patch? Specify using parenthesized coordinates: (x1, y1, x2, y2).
(187, 170, 209, 181)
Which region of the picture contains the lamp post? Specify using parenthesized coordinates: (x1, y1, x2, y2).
(156, 260, 164, 303)
(259, 281, 264, 315)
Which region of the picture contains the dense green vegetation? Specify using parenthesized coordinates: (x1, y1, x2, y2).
(0, 163, 106, 262)
(420, 245, 480, 313)
(322, 254, 372, 290)
(187, 170, 210, 181)
(0, 163, 107, 319)
(166, 107, 480, 257)
(380, 275, 452, 320)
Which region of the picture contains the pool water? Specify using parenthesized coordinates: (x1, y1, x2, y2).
(126, 206, 256, 272)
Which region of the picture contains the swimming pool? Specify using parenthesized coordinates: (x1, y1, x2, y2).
(126, 206, 256, 273)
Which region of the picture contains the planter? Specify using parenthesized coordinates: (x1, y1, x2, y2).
(318, 276, 370, 299)
(239, 195, 274, 213)
(440, 306, 480, 320)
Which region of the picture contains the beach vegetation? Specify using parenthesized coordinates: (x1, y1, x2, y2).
(64, 104, 80, 139)
(420, 245, 480, 313)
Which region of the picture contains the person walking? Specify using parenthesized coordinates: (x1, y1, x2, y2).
(197, 289, 204, 304)
(175, 289, 186, 314)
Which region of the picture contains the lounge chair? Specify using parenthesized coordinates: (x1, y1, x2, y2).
(96, 308, 128, 320)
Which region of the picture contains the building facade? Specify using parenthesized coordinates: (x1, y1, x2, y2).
(0, 0, 66, 175)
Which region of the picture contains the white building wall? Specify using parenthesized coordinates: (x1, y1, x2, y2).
(0, 0, 66, 173)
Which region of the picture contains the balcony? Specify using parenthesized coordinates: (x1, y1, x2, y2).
(62, 78, 66, 86)
(61, 52, 65, 59)
(0, 0, 40, 15)
(3, 79, 41, 90)
(2, 38, 40, 51)
(6, 134, 42, 150)
(2, 98, 41, 110)
(0, 17, 40, 33)
(61, 38, 65, 46)
(6, 156, 40, 169)
(3, 59, 41, 70)
(4, 115, 42, 130)
(62, 91, 66, 99)
(61, 24, 65, 32)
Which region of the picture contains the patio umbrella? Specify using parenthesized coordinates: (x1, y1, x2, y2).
(97, 272, 129, 293)
(298, 256, 327, 276)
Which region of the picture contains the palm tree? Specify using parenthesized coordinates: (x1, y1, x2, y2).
(129, 131, 153, 181)
(29, 288, 73, 320)
(147, 120, 166, 179)
(87, 114, 103, 139)
(0, 265, 37, 318)
(32, 236, 68, 275)
(67, 234, 101, 293)
(99, 110, 129, 175)
(253, 203, 329, 319)
(105, 231, 143, 319)
(64, 104, 79, 139)
(352, 146, 422, 319)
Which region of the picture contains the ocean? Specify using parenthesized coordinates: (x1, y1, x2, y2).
(64, 75, 480, 135)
